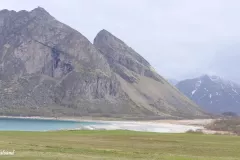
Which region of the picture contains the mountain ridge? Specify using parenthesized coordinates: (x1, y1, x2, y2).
(94, 29, 206, 118)
(0, 7, 206, 119)
(176, 74, 240, 114)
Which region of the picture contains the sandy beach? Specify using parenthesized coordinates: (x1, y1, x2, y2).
(73, 120, 206, 133)
(0, 116, 214, 133)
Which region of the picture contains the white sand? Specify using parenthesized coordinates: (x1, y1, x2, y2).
(0, 116, 211, 133)
(74, 120, 204, 133)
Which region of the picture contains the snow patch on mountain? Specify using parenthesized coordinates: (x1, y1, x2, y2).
(232, 89, 239, 95)
(176, 74, 240, 114)
(209, 75, 221, 82)
(196, 80, 202, 87)
(221, 84, 224, 89)
(191, 80, 203, 96)
(192, 90, 197, 95)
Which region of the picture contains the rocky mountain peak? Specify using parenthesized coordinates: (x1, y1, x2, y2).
(0, 7, 206, 119)
(94, 29, 205, 118)
(0, 9, 14, 14)
(0, 9, 16, 21)
(176, 75, 240, 114)
(94, 29, 150, 67)
(0, 7, 50, 19)
(95, 29, 112, 39)
(28, 7, 54, 23)
(32, 6, 48, 13)
(94, 29, 161, 83)
(30, 7, 51, 18)
(0, 7, 123, 117)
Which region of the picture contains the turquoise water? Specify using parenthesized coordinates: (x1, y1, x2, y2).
(0, 118, 103, 131)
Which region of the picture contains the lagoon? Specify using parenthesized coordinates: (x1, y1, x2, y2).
(0, 117, 205, 133)
(0, 118, 102, 131)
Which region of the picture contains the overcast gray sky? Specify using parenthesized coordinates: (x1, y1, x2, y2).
(1, 0, 240, 81)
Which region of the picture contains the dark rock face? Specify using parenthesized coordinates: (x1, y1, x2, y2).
(94, 30, 162, 83)
(0, 7, 206, 118)
(0, 7, 133, 117)
(176, 75, 240, 114)
(94, 30, 206, 118)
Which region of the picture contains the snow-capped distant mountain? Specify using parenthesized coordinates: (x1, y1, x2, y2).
(176, 75, 240, 114)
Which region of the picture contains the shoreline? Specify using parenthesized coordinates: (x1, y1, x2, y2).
(0, 115, 129, 123)
(0, 115, 214, 125)
(0, 116, 214, 133)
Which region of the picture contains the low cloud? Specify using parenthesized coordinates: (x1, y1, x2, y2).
(1, 0, 240, 81)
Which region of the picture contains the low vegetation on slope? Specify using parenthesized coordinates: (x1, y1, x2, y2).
(206, 118, 240, 135)
(0, 130, 240, 160)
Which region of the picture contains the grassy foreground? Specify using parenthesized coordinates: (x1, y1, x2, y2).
(0, 130, 240, 160)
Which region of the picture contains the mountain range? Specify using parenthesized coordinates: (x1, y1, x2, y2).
(0, 7, 206, 119)
(176, 75, 240, 114)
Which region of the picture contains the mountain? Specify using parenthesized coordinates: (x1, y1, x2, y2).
(176, 75, 240, 114)
(93, 30, 205, 118)
(0, 7, 124, 117)
(0, 7, 205, 119)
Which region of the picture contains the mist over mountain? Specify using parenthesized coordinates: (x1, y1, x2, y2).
(168, 79, 178, 86)
(206, 45, 240, 83)
(176, 75, 240, 114)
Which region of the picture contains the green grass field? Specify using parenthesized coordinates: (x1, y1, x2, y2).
(0, 130, 240, 160)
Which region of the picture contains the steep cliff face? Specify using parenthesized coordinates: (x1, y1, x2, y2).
(0, 8, 137, 117)
(94, 30, 206, 118)
(0, 7, 206, 118)
(94, 30, 162, 83)
(0, 8, 110, 77)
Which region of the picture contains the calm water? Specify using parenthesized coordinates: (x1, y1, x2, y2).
(0, 118, 103, 131)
